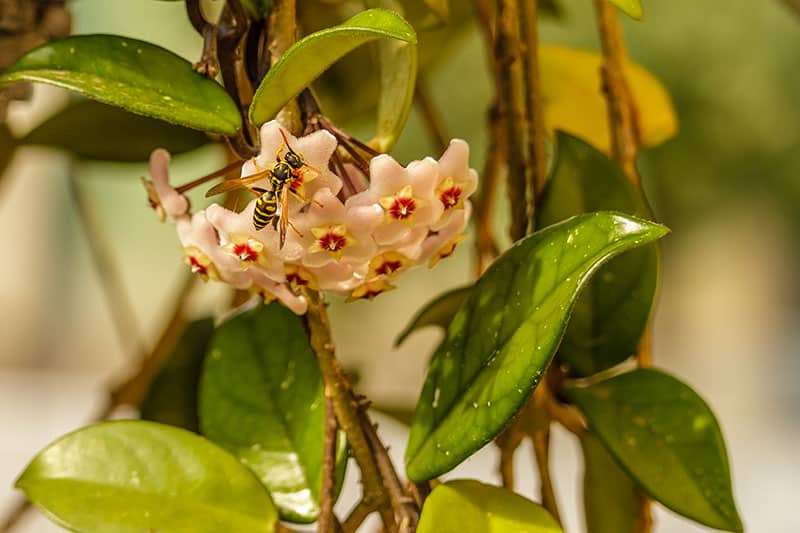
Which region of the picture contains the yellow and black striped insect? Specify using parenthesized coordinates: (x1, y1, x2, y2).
(206, 129, 319, 247)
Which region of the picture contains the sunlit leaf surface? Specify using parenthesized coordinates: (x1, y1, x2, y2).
(568, 369, 743, 532)
(200, 303, 347, 523)
(405, 212, 669, 481)
(418, 480, 563, 533)
(249, 9, 417, 151)
(0, 35, 241, 135)
(16, 421, 277, 533)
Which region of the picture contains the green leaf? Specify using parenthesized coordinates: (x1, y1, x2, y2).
(0, 35, 241, 135)
(581, 433, 638, 533)
(405, 212, 669, 482)
(537, 132, 658, 376)
(16, 420, 277, 533)
(394, 285, 471, 347)
(241, 0, 272, 18)
(610, 0, 643, 20)
(418, 480, 563, 533)
(567, 369, 743, 532)
(249, 9, 417, 151)
(200, 302, 347, 523)
(22, 100, 209, 162)
(140, 318, 215, 432)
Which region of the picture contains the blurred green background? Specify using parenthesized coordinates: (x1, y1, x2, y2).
(1, 0, 799, 531)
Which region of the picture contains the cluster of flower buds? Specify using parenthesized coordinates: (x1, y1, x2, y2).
(143, 121, 477, 314)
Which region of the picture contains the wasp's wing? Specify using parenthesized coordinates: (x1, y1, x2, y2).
(205, 169, 272, 197)
(279, 186, 290, 248)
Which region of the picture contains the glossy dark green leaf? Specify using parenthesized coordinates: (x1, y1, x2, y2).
(418, 480, 563, 533)
(0, 35, 241, 134)
(610, 0, 643, 20)
(405, 212, 669, 482)
(200, 303, 347, 523)
(249, 9, 417, 151)
(394, 285, 471, 347)
(22, 100, 209, 162)
(537, 132, 658, 376)
(17, 421, 277, 533)
(582, 433, 638, 533)
(140, 318, 215, 432)
(567, 369, 743, 532)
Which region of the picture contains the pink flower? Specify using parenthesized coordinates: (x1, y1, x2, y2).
(143, 121, 478, 314)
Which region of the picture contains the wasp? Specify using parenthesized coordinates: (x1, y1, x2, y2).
(206, 130, 319, 247)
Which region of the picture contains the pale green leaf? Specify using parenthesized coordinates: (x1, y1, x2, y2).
(418, 480, 562, 533)
(16, 421, 277, 533)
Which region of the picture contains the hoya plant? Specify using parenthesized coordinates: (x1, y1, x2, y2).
(0, 0, 742, 532)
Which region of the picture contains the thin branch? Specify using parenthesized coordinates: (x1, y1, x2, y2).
(518, 0, 548, 205)
(194, 24, 220, 78)
(530, 383, 562, 525)
(414, 75, 448, 154)
(268, 0, 301, 134)
(108, 273, 196, 410)
(305, 292, 393, 525)
(69, 171, 146, 362)
(0, 498, 30, 533)
(361, 415, 419, 533)
(342, 500, 374, 533)
(317, 396, 339, 533)
(473, 104, 503, 276)
(495, 0, 531, 243)
(472, 0, 504, 275)
(592, 0, 641, 183)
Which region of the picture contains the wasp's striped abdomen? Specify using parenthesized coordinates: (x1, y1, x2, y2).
(253, 190, 278, 230)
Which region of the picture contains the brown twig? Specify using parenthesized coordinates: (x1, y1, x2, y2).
(305, 292, 394, 528)
(361, 415, 419, 533)
(342, 500, 374, 533)
(518, 0, 548, 204)
(317, 395, 339, 533)
(414, 75, 448, 154)
(592, 0, 641, 183)
(268, 0, 302, 134)
(496, 0, 531, 243)
(530, 386, 562, 525)
(472, 0, 504, 275)
(0, 498, 30, 533)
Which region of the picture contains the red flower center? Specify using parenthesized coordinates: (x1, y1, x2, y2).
(188, 256, 208, 276)
(233, 243, 259, 262)
(440, 186, 462, 209)
(375, 260, 403, 276)
(389, 196, 416, 220)
(318, 232, 347, 252)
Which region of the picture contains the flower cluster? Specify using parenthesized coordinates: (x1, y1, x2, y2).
(144, 121, 477, 314)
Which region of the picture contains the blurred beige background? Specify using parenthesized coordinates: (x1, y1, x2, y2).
(2, 0, 800, 531)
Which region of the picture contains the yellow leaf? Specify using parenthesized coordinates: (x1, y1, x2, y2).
(540, 45, 678, 154)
